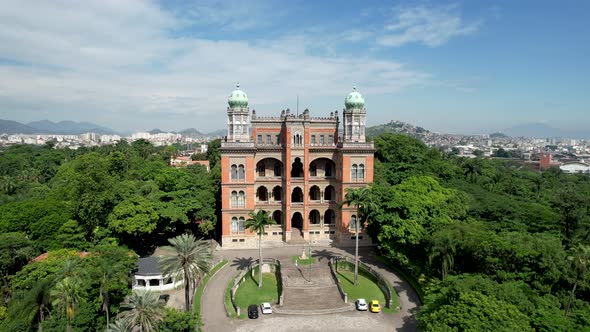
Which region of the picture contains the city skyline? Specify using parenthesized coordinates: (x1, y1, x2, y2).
(0, 1, 588, 135)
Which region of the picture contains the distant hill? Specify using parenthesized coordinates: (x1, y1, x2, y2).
(366, 120, 433, 139)
(206, 129, 226, 137)
(0, 119, 38, 134)
(502, 123, 588, 139)
(26, 120, 116, 135)
(178, 128, 203, 136)
(148, 128, 165, 134)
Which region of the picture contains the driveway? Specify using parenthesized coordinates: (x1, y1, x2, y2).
(200, 246, 420, 332)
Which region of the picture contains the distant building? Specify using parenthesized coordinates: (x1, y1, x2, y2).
(219, 84, 375, 248)
(170, 156, 210, 171)
(560, 161, 590, 174)
(539, 152, 559, 170)
(132, 257, 180, 291)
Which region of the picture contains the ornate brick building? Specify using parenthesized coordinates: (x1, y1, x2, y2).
(219, 84, 375, 248)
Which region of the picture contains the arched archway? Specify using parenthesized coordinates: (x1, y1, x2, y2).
(257, 186, 268, 202)
(309, 210, 320, 225)
(291, 157, 303, 177)
(310, 158, 336, 177)
(272, 210, 282, 225)
(291, 187, 303, 203)
(324, 209, 335, 225)
(272, 186, 282, 201)
(291, 212, 303, 229)
(257, 158, 283, 178)
(309, 185, 321, 201)
(324, 185, 335, 201)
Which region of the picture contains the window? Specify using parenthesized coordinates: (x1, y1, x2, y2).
(231, 217, 238, 233)
(309, 163, 317, 176)
(291, 158, 303, 177)
(239, 217, 245, 232)
(275, 134, 280, 145)
(238, 191, 245, 208)
(350, 215, 358, 230)
(266, 135, 271, 144)
(272, 186, 282, 201)
(351, 164, 358, 181)
(291, 187, 303, 203)
(359, 164, 365, 180)
(257, 162, 265, 177)
(324, 209, 335, 225)
(257, 135, 262, 144)
(274, 162, 281, 176)
(319, 135, 325, 145)
(257, 186, 268, 201)
(238, 165, 245, 180)
(293, 134, 303, 145)
(309, 186, 320, 200)
(324, 162, 332, 177)
(324, 185, 335, 201)
(231, 164, 238, 180)
(149, 279, 159, 287)
(311, 135, 316, 145)
(328, 135, 334, 145)
(231, 191, 238, 208)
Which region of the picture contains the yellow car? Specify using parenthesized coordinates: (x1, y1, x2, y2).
(370, 300, 381, 313)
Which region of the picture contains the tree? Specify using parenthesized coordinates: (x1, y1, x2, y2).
(159, 234, 211, 311)
(244, 210, 276, 288)
(50, 277, 82, 332)
(116, 290, 163, 332)
(340, 187, 377, 286)
(0, 232, 35, 285)
(429, 229, 457, 279)
(107, 196, 159, 238)
(8, 278, 53, 332)
(566, 244, 590, 316)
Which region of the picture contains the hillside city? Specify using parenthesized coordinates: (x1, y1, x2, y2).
(2, 120, 589, 174)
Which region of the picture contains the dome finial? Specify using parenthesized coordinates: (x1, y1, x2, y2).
(236, 82, 240, 89)
(352, 86, 357, 91)
(345, 86, 364, 109)
(228, 82, 248, 108)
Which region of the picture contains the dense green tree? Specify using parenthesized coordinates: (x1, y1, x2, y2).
(159, 234, 211, 311)
(116, 290, 163, 332)
(50, 277, 82, 332)
(566, 244, 590, 316)
(158, 307, 198, 332)
(245, 210, 276, 288)
(0, 233, 35, 285)
(428, 228, 456, 279)
(108, 196, 159, 238)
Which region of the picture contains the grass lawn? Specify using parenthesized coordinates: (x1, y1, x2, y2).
(336, 270, 398, 313)
(291, 255, 316, 265)
(234, 272, 279, 315)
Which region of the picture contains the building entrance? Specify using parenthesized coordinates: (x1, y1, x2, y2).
(291, 212, 303, 229)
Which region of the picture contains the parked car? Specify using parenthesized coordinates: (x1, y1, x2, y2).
(260, 302, 273, 314)
(370, 300, 381, 313)
(356, 298, 368, 311)
(247, 304, 259, 319)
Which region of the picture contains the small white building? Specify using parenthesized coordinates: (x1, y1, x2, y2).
(560, 161, 590, 174)
(133, 257, 181, 292)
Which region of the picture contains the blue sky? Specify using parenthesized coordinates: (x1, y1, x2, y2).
(0, 0, 588, 134)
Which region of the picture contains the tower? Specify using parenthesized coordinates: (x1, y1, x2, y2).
(342, 87, 366, 143)
(227, 83, 251, 142)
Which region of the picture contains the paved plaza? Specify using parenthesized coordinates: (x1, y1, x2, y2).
(200, 245, 420, 332)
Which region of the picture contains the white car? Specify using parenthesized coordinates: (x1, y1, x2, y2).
(260, 302, 273, 314)
(356, 298, 368, 311)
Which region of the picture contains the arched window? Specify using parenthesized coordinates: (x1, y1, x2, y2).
(238, 191, 245, 208)
(272, 210, 282, 225)
(291, 158, 303, 177)
(272, 186, 282, 201)
(309, 210, 320, 225)
(359, 164, 365, 180)
(231, 191, 238, 208)
(238, 217, 245, 232)
(309, 186, 321, 201)
(274, 162, 282, 176)
(231, 217, 238, 233)
(238, 165, 245, 180)
(324, 185, 335, 201)
(324, 209, 335, 225)
(324, 162, 332, 177)
(231, 164, 238, 180)
(257, 186, 268, 202)
(257, 162, 265, 177)
(309, 163, 317, 177)
(351, 164, 358, 181)
(291, 187, 303, 203)
(350, 215, 358, 230)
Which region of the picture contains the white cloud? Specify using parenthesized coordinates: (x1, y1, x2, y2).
(0, 0, 430, 131)
(377, 4, 480, 47)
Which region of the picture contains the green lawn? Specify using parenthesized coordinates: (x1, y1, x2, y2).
(291, 255, 316, 265)
(234, 272, 279, 315)
(336, 270, 398, 313)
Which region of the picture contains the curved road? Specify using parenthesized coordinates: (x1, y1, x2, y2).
(201, 246, 420, 332)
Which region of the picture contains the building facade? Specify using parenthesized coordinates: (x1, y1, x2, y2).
(220, 84, 375, 248)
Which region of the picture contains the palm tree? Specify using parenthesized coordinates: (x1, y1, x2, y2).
(429, 231, 457, 279)
(340, 187, 377, 286)
(10, 278, 53, 332)
(107, 319, 128, 332)
(462, 160, 481, 183)
(50, 277, 82, 332)
(566, 244, 590, 316)
(159, 233, 211, 311)
(245, 210, 276, 288)
(117, 290, 163, 332)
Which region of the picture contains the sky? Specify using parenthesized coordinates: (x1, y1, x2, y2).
(0, 0, 588, 134)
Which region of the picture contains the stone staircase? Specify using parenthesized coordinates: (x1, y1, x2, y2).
(276, 257, 354, 314)
(288, 228, 307, 245)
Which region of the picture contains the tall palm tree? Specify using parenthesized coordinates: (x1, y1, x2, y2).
(340, 187, 377, 286)
(245, 210, 276, 288)
(10, 278, 53, 332)
(50, 277, 82, 332)
(117, 290, 163, 332)
(566, 244, 590, 316)
(159, 233, 211, 311)
(429, 231, 457, 279)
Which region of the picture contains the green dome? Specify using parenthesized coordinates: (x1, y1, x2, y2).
(345, 87, 364, 109)
(228, 83, 248, 108)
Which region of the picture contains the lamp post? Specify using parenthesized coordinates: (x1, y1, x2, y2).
(308, 240, 312, 283)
